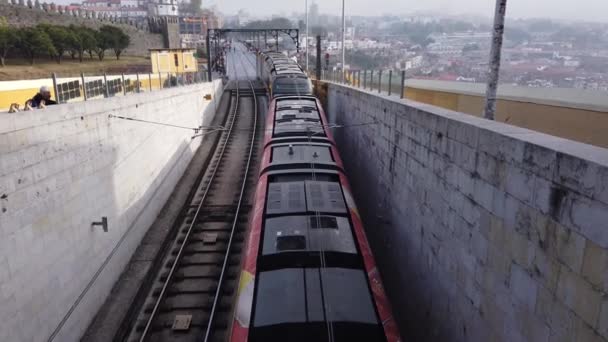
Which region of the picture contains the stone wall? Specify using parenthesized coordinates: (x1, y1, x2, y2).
(0, 80, 223, 341)
(325, 82, 608, 342)
(0, 3, 164, 56)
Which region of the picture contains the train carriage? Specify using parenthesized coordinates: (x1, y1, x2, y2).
(230, 95, 401, 342)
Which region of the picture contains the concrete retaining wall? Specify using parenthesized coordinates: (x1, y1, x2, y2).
(326, 82, 608, 342)
(0, 80, 222, 341)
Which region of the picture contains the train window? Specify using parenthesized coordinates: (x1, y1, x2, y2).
(253, 269, 308, 326)
(322, 268, 379, 324)
(251, 268, 385, 342)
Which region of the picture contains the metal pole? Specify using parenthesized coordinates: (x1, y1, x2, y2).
(357, 71, 361, 88)
(206, 31, 212, 82)
(149, 73, 152, 91)
(484, 0, 508, 120)
(400, 70, 406, 99)
(81, 72, 87, 100)
(121, 73, 126, 95)
(158, 72, 162, 89)
(363, 70, 367, 89)
(378, 70, 382, 93)
(52, 72, 59, 103)
(305, 0, 309, 72)
(103, 72, 109, 98)
(341, 0, 346, 83)
(370, 70, 374, 90)
(316, 35, 322, 80)
(136, 73, 140, 93)
(388, 70, 392, 96)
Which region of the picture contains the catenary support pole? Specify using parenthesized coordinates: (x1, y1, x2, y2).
(316, 35, 322, 80)
(483, 0, 508, 120)
(341, 0, 345, 83)
(400, 70, 406, 99)
(388, 70, 392, 96)
(305, 0, 309, 73)
(81, 73, 87, 100)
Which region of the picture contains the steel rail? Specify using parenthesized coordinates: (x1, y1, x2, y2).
(137, 80, 243, 342)
(203, 46, 259, 342)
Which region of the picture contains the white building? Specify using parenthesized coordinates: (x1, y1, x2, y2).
(147, 0, 178, 16)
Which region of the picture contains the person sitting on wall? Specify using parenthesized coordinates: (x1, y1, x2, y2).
(26, 86, 57, 109)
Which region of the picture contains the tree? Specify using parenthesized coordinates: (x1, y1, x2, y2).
(41, 25, 77, 64)
(69, 26, 97, 62)
(94, 26, 115, 61)
(16, 27, 57, 65)
(0, 18, 17, 67)
(97, 25, 130, 60)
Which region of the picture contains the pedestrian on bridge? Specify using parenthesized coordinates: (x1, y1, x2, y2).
(26, 86, 57, 109)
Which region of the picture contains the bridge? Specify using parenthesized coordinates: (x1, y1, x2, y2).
(1, 40, 608, 342)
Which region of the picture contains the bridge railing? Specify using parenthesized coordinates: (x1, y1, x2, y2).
(0, 70, 211, 112)
(320, 69, 408, 99)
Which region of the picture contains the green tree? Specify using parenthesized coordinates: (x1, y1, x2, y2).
(94, 26, 114, 61)
(41, 24, 78, 64)
(0, 18, 17, 67)
(16, 27, 57, 65)
(98, 25, 130, 60)
(69, 26, 97, 62)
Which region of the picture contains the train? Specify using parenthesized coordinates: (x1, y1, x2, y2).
(230, 50, 401, 342)
(259, 51, 313, 98)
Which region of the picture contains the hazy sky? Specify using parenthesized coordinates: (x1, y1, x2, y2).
(208, 0, 608, 23)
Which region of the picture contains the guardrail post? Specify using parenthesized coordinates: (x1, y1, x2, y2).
(400, 70, 406, 99)
(121, 73, 126, 95)
(370, 70, 374, 91)
(136, 73, 140, 93)
(388, 70, 392, 96)
(363, 70, 367, 89)
(378, 70, 382, 94)
(81, 72, 87, 101)
(103, 72, 109, 98)
(52, 72, 59, 103)
(148, 73, 152, 91)
(158, 72, 162, 89)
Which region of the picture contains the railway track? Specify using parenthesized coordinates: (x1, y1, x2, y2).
(123, 74, 263, 342)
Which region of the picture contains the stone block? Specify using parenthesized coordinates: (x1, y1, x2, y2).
(555, 223, 586, 273)
(556, 266, 602, 328)
(510, 264, 538, 311)
(568, 196, 608, 248)
(581, 241, 608, 292)
(504, 165, 535, 205)
(599, 299, 608, 339)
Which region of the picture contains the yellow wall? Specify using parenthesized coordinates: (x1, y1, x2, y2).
(405, 87, 608, 148)
(151, 50, 198, 74)
(0, 74, 170, 111)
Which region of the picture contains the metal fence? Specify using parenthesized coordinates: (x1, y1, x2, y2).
(50, 70, 211, 105)
(320, 69, 407, 99)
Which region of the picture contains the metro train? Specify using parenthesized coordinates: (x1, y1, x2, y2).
(259, 51, 313, 98)
(230, 52, 401, 342)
